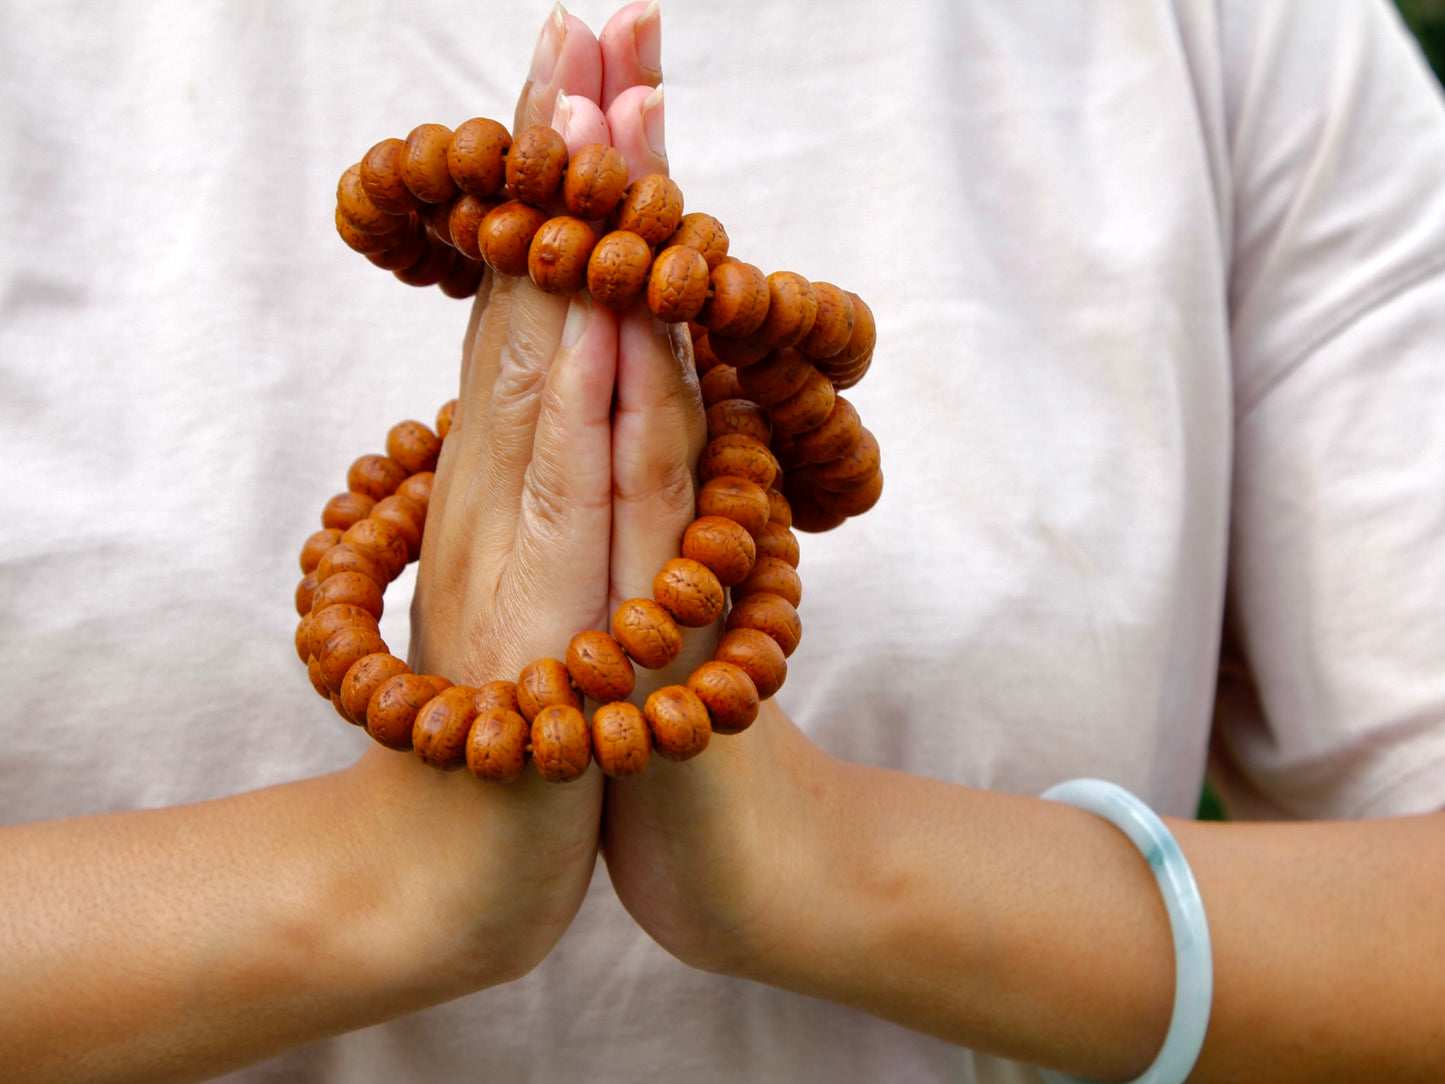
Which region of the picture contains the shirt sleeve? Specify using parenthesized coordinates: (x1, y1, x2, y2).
(1210, 0, 1445, 819)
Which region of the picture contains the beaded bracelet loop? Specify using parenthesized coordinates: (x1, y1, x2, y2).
(1038, 779, 1214, 1084)
(299, 116, 885, 782)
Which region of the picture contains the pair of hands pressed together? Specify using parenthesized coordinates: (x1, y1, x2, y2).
(362, 0, 820, 998)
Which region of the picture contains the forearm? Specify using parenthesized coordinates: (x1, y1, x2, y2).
(0, 749, 591, 1084)
(709, 706, 1445, 1081)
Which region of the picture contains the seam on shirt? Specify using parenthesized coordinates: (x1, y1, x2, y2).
(1235, 251, 1445, 422)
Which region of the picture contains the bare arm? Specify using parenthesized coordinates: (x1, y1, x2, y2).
(605, 701, 1445, 1082)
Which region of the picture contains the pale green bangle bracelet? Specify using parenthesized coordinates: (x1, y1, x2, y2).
(1038, 778, 1214, 1084)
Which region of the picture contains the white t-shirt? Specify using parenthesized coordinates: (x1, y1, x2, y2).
(2, 1, 1443, 1080)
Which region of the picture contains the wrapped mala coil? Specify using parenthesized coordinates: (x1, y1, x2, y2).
(302, 118, 883, 782)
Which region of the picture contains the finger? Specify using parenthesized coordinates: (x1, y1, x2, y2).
(598, 0, 662, 110)
(495, 293, 620, 663)
(610, 309, 706, 612)
(551, 90, 610, 156)
(513, 5, 603, 135)
(604, 83, 668, 180)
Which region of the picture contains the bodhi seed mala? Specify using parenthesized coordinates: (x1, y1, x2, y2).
(297, 117, 883, 783)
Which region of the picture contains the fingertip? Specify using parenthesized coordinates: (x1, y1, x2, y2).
(600, 0, 662, 107)
(515, 8, 604, 133)
(605, 83, 667, 179)
(552, 91, 610, 155)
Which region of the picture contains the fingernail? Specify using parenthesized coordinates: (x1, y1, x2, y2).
(552, 90, 572, 139)
(634, 0, 662, 85)
(529, 2, 567, 85)
(561, 293, 591, 348)
(641, 84, 666, 162)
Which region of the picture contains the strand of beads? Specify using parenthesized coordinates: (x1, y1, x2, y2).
(309, 117, 884, 781)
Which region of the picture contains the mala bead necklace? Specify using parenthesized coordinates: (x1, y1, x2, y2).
(305, 118, 883, 783)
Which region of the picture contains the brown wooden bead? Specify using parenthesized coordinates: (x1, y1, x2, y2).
(439, 254, 486, 300)
(396, 470, 435, 511)
(310, 600, 381, 661)
(478, 201, 549, 277)
(448, 117, 511, 197)
(646, 245, 710, 323)
(734, 348, 812, 407)
(473, 680, 521, 715)
(314, 543, 388, 591)
(755, 522, 801, 567)
(393, 239, 455, 288)
(318, 623, 389, 695)
(797, 281, 855, 359)
(307, 654, 330, 699)
(686, 660, 760, 735)
(614, 173, 683, 245)
(590, 701, 651, 777)
(768, 367, 836, 436)
(819, 349, 873, 391)
(413, 684, 479, 769)
(301, 528, 343, 573)
(665, 213, 730, 271)
(418, 197, 458, 247)
(401, 123, 457, 204)
(340, 516, 409, 582)
(365, 223, 428, 271)
(611, 598, 683, 670)
(841, 291, 876, 364)
(793, 396, 861, 465)
(808, 427, 880, 491)
(466, 707, 530, 782)
(652, 557, 725, 628)
(813, 467, 884, 517)
(586, 229, 652, 309)
(696, 476, 771, 537)
(706, 332, 772, 369)
(700, 261, 769, 338)
(347, 454, 407, 502)
(563, 142, 629, 219)
(335, 207, 409, 254)
(766, 489, 792, 528)
(753, 272, 818, 350)
(322, 491, 376, 532)
(337, 163, 405, 234)
(505, 125, 568, 204)
(366, 673, 435, 750)
(698, 434, 778, 491)
(733, 556, 803, 608)
(714, 627, 787, 700)
(643, 685, 711, 762)
(565, 630, 635, 703)
(359, 138, 421, 215)
(368, 495, 425, 562)
(422, 674, 454, 697)
(726, 592, 802, 657)
(446, 195, 492, 261)
(528, 215, 598, 295)
(691, 329, 722, 375)
(436, 399, 458, 439)
(531, 704, 592, 782)
(705, 398, 772, 444)
(386, 420, 441, 475)
(295, 571, 320, 616)
(295, 614, 315, 664)
(681, 515, 757, 586)
(699, 364, 742, 407)
(340, 652, 411, 726)
(516, 657, 583, 721)
(310, 571, 384, 621)
(783, 479, 848, 533)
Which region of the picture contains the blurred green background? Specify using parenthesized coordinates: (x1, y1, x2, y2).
(1397, 0, 1445, 82)
(1197, 2, 1442, 822)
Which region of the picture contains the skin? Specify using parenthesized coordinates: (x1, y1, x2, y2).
(3, 5, 1442, 1083)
